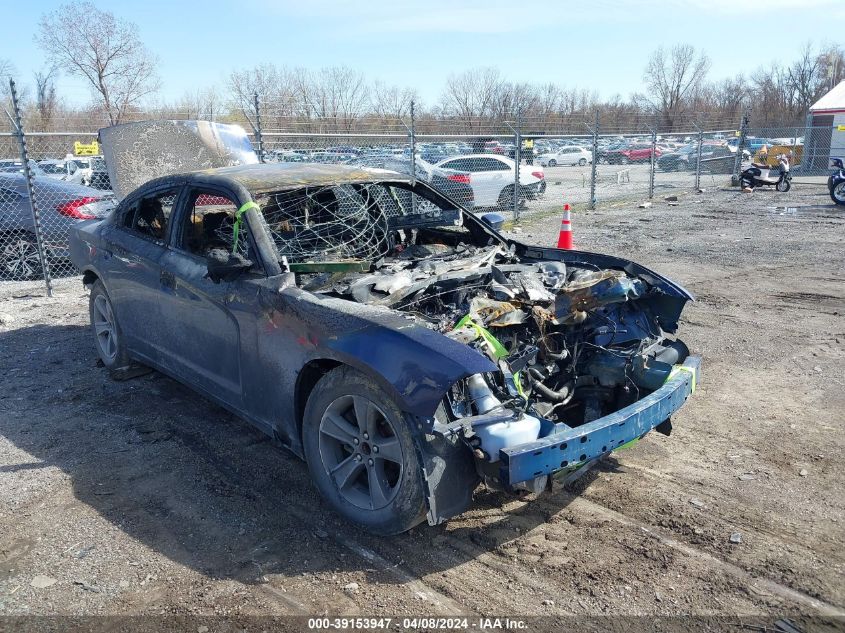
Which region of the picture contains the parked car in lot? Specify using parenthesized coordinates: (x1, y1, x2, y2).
(0, 174, 115, 279)
(726, 137, 775, 154)
(0, 159, 47, 177)
(538, 146, 593, 167)
(38, 159, 87, 184)
(603, 143, 662, 165)
(68, 119, 700, 535)
(349, 156, 475, 209)
(656, 143, 733, 171)
(435, 154, 544, 208)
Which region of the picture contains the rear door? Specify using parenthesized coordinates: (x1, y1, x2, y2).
(103, 185, 182, 362)
(156, 186, 261, 406)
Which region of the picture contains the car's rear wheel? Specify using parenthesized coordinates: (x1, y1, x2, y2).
(89, 281, 131, 371)
(547, 159, 557, 167)
(497, 185, 525, 210)
(1, 234, 42, 281)
(578, 158, 587, 166)
(303, 366, 426, 535)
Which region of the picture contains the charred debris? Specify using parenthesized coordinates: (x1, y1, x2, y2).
(294, 229, 689, 448)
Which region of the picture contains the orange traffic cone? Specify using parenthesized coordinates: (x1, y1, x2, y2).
(556, 203, 573, 249)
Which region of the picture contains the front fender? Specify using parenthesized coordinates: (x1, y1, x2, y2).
(323, 323, 496, 419)
(264, 286, 497, 420)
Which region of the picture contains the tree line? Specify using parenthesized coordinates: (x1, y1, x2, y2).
(3, 1, 844, 136)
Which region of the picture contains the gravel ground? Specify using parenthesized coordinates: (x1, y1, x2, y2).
(0, 184, 843, 629)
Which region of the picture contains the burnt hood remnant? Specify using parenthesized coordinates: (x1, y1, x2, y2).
(99, 120, 258, 200)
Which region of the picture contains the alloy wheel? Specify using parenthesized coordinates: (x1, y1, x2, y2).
(93, 293, 118, 362)
(318, 395, 403, 510)
(2, 237, 41, 280)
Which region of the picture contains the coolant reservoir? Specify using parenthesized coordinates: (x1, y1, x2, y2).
(465, 373, 542, 462)
(476, 415, 541, 463)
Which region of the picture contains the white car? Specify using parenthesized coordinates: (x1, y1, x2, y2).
(435, 154, 545, 208)
(38, 159, 87, 184)
(538, 146, 593, 167)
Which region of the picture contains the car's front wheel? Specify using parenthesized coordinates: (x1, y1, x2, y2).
(89, 281, 131, 371)
(578, 158, 587, 166)
(303, 366, 427, 535)
(547, 159, 557, 167)
(831, 181, 845, 205)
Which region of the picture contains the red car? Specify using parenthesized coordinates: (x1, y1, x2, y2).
(604, 143, 662, 165)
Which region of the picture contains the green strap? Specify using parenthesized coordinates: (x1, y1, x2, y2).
(453, 315, 525, 397)
(232, 201, 259, 254)
(667, 365, 696, 394)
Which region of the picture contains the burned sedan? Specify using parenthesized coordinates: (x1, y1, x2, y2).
(69, 121, 699, 535)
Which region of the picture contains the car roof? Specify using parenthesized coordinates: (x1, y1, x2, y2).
(441, 154, 510, 161)
(148, 162, 413, 196)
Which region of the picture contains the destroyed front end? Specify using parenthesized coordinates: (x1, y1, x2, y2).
(305, 231, 700, 498)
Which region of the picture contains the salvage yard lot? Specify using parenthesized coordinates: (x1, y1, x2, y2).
(0, 186, 843, 622)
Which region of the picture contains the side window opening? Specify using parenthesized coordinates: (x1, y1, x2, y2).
(180, 191, 250, 259)
(125, 190, 177, 243)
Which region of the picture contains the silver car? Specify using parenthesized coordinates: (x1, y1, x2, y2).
(0, 174, 116, 280)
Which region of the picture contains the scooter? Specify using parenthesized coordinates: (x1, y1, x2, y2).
(828, 157, 845, 206)
(739, 153, 791, 192)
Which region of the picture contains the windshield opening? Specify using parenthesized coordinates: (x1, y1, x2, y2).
(255, 182, 467, 265)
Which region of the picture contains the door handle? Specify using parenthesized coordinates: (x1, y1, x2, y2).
(160, 270, 176, 290)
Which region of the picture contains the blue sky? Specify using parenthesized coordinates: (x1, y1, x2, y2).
(2, 0, 842, 107)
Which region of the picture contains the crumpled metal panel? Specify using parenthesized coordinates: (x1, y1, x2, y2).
(98, 120, 257, 200)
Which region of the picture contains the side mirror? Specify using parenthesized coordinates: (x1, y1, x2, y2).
(480, 212, 505, 231)
(206, 249, 252, 283)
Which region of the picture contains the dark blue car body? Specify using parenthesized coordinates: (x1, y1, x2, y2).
(70, 162, 700, 526)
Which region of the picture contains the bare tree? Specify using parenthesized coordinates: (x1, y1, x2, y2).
(1, 59, 15, 103)
(643, 45, 711, 130)
(370, 81, 418, 122)
(36, 1, 160, 125)
(440, 68, 504, 132)
(33, 66, 59, 130)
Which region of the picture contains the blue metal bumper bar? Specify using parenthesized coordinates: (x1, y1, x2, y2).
(500, 355, 701, 486)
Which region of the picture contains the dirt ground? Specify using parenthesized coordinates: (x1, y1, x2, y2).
(0, 184, 843, 629)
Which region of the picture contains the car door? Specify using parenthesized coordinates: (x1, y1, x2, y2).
(478, 157, 510, 206)
(155, 186, 260, 406)
(103, 185, 182, 362)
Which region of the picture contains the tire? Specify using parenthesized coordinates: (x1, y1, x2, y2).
(620, 156, 629, 165)
(776, 178, 791, 193)
(830, 181, 845, 205)
(578, 158, 587, 167)
(302, 366, 427, 535)
(739, 176, 754, 189)
(89, 280, 132, 371)
(1, 234, 43, 281)
(497, 185, 524, 210)
(547, 159, 557, 167)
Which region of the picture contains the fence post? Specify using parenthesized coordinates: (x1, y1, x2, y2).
(409, 101, 417, 188)
(513, 113, 521, 222)
(8, 78, 53, 296)
(253, 91, 264, 163)
(409, 101, 417, 215)
(694, 123, 703, 191)
(648, 127, 657, 199)
(589, 111, 599, 210)
(732, 110, 749, 184)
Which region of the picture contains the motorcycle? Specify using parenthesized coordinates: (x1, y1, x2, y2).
(739, 153, 791, 192)
(828, 157, 845, 206)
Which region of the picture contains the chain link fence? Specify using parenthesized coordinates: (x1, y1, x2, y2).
(3, 78, 840, 295)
